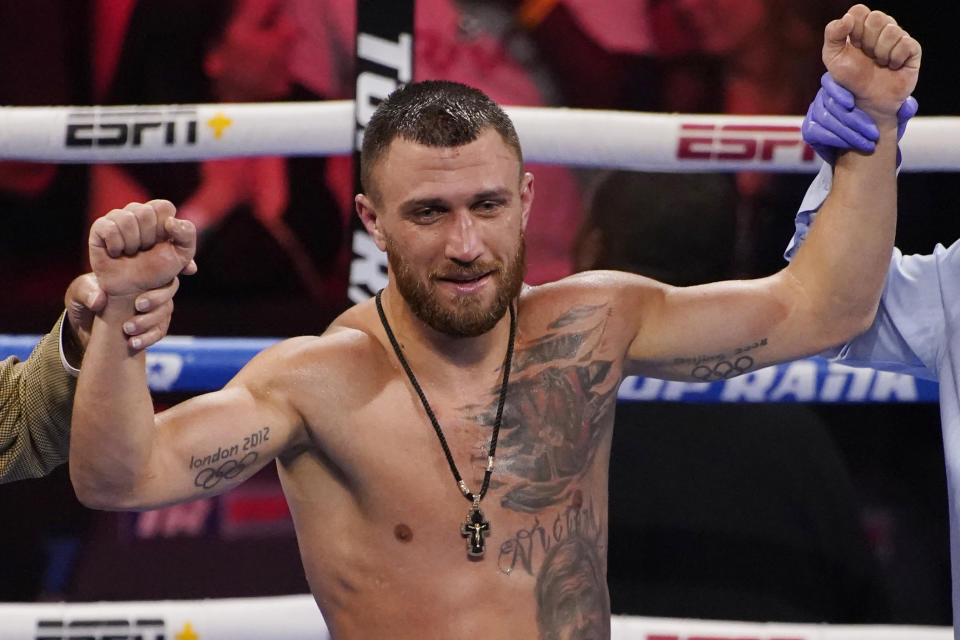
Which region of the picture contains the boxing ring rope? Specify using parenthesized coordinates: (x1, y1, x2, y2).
(0, 101, 954, 639)
(1, 101, 959, 170)
(0, 594, 952, 640)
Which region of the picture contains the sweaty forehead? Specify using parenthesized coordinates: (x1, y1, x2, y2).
(395, 128, 517, 163)
(369, 129, 522, 202)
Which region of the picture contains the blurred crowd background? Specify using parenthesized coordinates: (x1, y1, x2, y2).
(1, 0, 959, 626)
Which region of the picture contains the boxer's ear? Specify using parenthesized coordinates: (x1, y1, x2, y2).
(356, 193, 387, 252)
(520, 172, 534, 231)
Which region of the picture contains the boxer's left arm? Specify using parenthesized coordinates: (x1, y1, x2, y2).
(791, 75, 949, 379)
(623, 5, 920, 380)
(786, 71, 917, 263)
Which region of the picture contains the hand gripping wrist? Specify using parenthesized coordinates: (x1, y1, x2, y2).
(802, 72, 917, 166)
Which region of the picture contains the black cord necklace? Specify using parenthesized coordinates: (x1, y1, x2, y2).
(375, 289, 516, 557)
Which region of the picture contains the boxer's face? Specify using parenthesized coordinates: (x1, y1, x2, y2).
(359, 128, 532, 337)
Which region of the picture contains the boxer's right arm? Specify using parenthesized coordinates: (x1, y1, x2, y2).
(72, 338, 310, 510)
(70, 200, 305, 510)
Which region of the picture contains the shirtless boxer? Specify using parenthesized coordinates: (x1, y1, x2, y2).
(71, 6, 919, 638)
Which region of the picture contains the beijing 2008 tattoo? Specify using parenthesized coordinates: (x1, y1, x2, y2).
(690, 356, 754, 381)
(677, 338, 768, 381)
(189, 426, 270, 490)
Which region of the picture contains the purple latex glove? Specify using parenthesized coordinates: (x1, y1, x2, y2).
(802, 72, 918, 165)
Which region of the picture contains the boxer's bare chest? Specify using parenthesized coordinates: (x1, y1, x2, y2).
(344, 300, 621, 544)
(290, 299, 622, 638)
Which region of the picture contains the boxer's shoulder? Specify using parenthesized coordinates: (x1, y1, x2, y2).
(518, 272, 654, 331)
(234, 321, 386, 393)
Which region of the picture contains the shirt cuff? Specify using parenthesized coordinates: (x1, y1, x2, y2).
(58, 313, 81, 377)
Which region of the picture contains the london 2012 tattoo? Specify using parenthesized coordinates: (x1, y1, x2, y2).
(194, 452, 258, 490)
(189, 426, 270, 490)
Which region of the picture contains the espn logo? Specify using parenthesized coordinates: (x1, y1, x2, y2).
(36, 618, 165, 640)
(65, 107, 198, 149)
(677, 123, 816, 163)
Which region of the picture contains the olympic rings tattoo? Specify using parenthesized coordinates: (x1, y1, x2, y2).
(691, 356, 754, 381)
(194, 452, 259, 489)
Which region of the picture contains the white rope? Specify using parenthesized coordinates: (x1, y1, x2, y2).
(0, 595, 950, 640)
(1, 101, 957, 171)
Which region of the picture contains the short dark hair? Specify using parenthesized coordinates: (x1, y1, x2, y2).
(360, 80, 523, 201)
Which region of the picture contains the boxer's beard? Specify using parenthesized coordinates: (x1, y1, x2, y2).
(386, 235, 525, 338)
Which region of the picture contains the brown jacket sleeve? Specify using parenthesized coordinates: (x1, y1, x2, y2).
(0, 313, 75, 483)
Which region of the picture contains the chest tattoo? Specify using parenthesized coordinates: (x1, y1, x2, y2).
(463, 304, 619, 513)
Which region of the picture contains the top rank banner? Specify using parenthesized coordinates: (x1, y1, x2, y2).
(0, 335, 938, 403)
(348, 0, 415, 303)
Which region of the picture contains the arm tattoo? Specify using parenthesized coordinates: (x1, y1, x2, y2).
(677, 338, 768, 380)
(194, 452, 258, 490)
(690, 356, 754, 381)
(187, 426, 270, 490)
